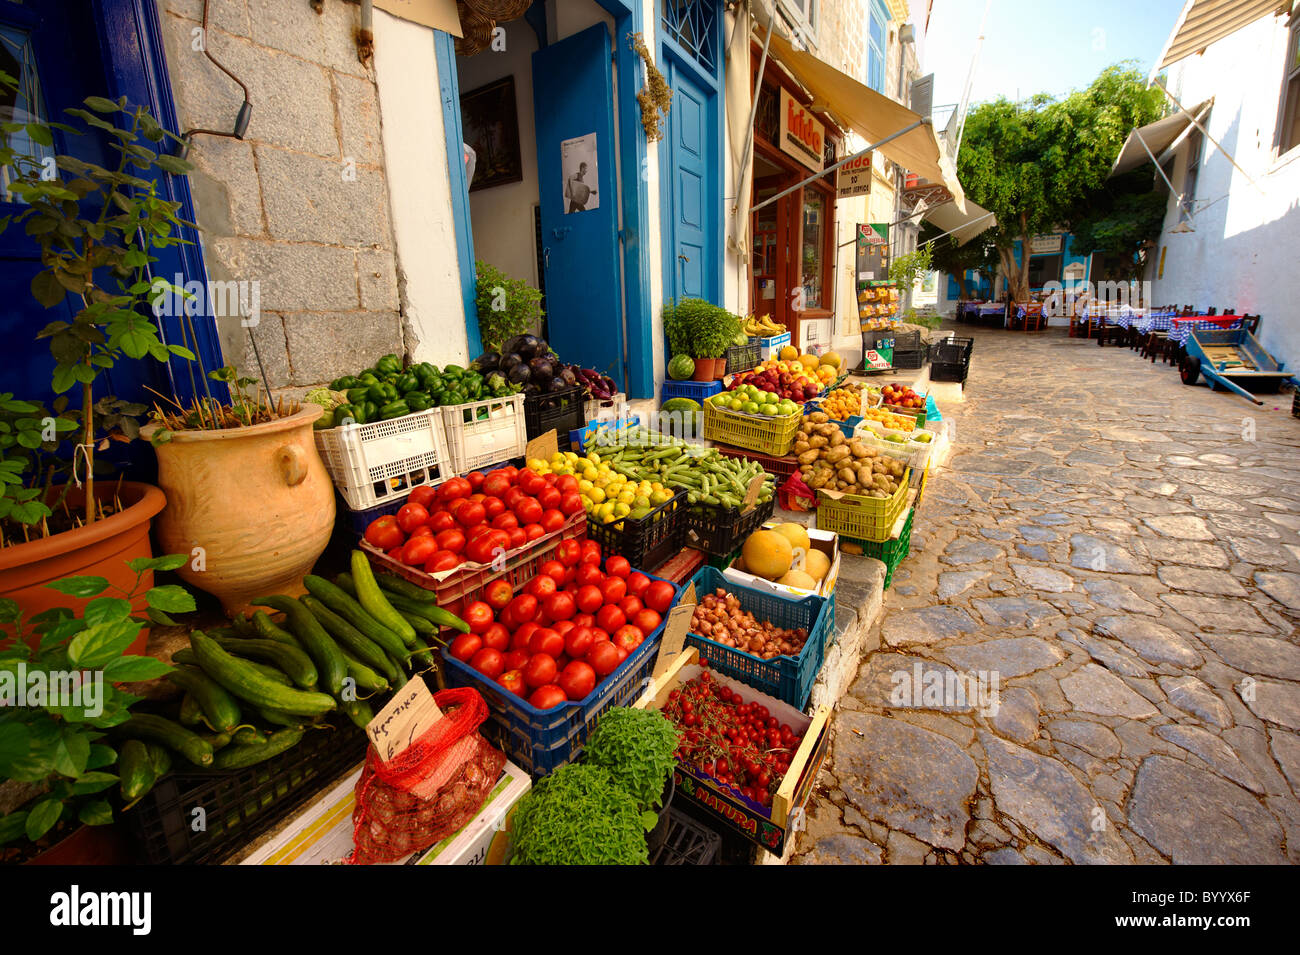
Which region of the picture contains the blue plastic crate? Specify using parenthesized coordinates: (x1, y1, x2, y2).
(801, 401, 862, 438)
(686, 566, 831, 709)
(442, 572, 682, 775)
(662, 379, 723, 403)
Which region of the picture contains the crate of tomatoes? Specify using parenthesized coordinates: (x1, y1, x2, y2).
(441, 546, 680, 775)
(359, 463, 589, 611)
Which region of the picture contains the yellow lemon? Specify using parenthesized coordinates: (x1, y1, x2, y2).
(614, 502, 631, 518)
(588, 487, 606, 504)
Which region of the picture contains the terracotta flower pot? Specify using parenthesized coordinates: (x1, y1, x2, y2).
(690, 358, 717, 382)
(0, 481, 166, 655)
(142, 406, 335, 616)
(22, 821, 131, 866)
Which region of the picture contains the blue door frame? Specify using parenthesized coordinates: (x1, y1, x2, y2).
(436, 0, 655, 397)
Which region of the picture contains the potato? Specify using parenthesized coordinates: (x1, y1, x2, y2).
(809, 435, 828, 449)
(828, 430, 845, 447)
(849, 441, 869, 459)
(808, 412, 829, 424)
(836, 465, 856, 482)
(799, 464, 812, 475)
(807, 471, 830, 489)
(816, 424, 838, 438)
(798, 449, 821, 465)
(856, 465, 875, 486)
(824, 446, 850, 464)
(800, 421, 815, 435)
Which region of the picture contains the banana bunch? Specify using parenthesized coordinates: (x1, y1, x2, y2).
(743, 314, 786, 337)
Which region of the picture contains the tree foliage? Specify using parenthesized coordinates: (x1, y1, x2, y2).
(1066, 169, 1168, 281)
(922, 222, 999, 300)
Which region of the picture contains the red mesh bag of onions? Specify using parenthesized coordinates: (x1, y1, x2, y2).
(778, 470, 816, 512)
(347, 687, 506, 865)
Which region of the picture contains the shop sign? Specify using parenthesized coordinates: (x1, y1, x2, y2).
(858, 223, 888, 246)
(836, 151, 872, 199)
(1030, 233, 1063, 254)
(778, 87, 825, 174)
(864, 348, 892, 370)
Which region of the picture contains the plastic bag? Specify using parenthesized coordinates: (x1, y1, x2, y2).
(779, 470, 816, 512)
(348, 687, 505, 865)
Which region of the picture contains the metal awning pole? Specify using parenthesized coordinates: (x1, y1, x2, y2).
(750, 118, 929, 215)
(732, 4, 774, 217)
(1137, 129, 1180, 196)
(1155, 80, 1263, 193)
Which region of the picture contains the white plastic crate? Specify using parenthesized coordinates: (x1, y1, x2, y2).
(314, 408, 450, 510)
(441, 393, 527, 474)
(758, 331, 791, 360)
(584, 391, 628, 424)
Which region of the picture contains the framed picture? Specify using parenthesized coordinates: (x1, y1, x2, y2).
(460, 75, 523, 192)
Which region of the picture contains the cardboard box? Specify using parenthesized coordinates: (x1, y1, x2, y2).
(636, 649, 830, 856)
(721, 524, 840, 599)
(238, 760, 531, 866)
(757, 331, 791, 360)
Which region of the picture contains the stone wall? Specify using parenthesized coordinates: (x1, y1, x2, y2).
(157, 0, 405, 389)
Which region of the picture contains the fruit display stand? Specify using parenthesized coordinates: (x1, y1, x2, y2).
(440, 393, 528, 474)
(314, 408, 451, 510)
(814, 469, 911, 543)
(635, 648, 831, 856)
(854, 422, 936, 472)
(713, 445, 800, 483)
(442, 573, 681, 774)
(585, 487, 688, 573)
(684, 566, 831, 709)
(702, 401, 802, 457)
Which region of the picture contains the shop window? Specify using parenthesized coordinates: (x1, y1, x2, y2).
(0, 24, 53, 203)
(800, 188, 825, 309)
(867, 0, 888, 93)
(1278, 14, 1300, 154)
(1180, 125, 1204, 224)
(777, 0, 817, 46)
(661, 0, 718, 74)
(755, 82, 778, 145)
(1027, 254, 1062, 289)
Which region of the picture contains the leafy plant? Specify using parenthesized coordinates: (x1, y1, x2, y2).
(0, 76, 197, 529)
(146, 366, 303, 441)
(475, 260, 543, 353)
(889, 246, 932, 294)
(583, 708, 679, 812)
(0, 556, 194, 848)
(664, 298, 741, 360)
(509, 763, 649, 865)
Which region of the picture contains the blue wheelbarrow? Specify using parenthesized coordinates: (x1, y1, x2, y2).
(1179, 328, 1300, 405)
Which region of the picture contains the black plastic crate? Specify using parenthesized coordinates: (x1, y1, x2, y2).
(124, 721, 368, 865)
(682, 496, 776, 557)
(930, 336, 974, 385)
(724, 340, 761, 375)
(890, 348, 927, 370)
(585, 488, 688, 572)
(651, 807, 722, 865)
(524, 385, 587, 441)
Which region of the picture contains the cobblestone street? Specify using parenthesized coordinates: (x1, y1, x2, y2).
(793, 325, 1300, 865)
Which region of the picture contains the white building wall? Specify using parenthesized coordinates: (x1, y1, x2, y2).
(1149, 13, 1300, 374)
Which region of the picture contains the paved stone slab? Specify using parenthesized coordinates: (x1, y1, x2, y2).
(1201, 634, 1300, 681)
(1093, 616, 1203, 667)
(1011, 563, 1074, 593)
(1069, 534, 1151, 574)
(1019, 525, 1058, 542)
(1049, 720, 1121, 759)
(1061, 664, 1159, 718)
(941, 538, 1005, 566)
(794, 833, 884, 865)
(1269, 730, 1300, 798)
(991, 687, 1040, 744)
(940, 637, 1065, 678)
(1128, 755, 1286, 864)
(937, 570, 989, 600)
(1238, 679, 1300, 731)
(971, 597, 1063, 629)
(1142, 538, 1231, 569)
(1154, 724, 1262, 793)
(1081, 579, 1162, 615)
(1255, 572, 1300, 611)
(1158, 675, 1233, 728)
(1142, 514, 1214, 540)
(881, 606, 979, 647)
(1156, 565, 1247, 596)
(850, 653, 981, 713)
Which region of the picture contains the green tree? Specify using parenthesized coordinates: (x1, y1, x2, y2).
(922, 223, 999, 300)
(956, 63, 1164, 300)
(1065, 170, 1168, 282)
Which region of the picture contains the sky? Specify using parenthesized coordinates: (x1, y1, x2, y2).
(921, 0, 1188, 116)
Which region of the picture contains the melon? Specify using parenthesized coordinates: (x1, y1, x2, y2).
(741, 529, 793, 581)
(798, 354, 820, 370)
(779, 344, 799, 361)
(821, 350, 842, 370)
(803, 549, 830, 582)
(777, 569, 817, 590)
(668, 354, 695, 380)
(770, 522, 810, 554)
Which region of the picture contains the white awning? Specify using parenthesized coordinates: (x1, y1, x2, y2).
(1110, 98, 1214, 176)
(1154, 0, 1291, 72)
(922, 198, 995, 246)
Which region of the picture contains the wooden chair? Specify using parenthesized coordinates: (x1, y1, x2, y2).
(1242, 314, 1261, 335)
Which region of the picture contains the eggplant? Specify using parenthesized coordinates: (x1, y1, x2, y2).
(500, 352, 523, 373)
(533, 338, 549, 359)
(522, 382, 541, 395)
(472, 351, 500, 373)
(558, 366, 578, 387)
(548, 376, 571, 393)
(515, 334, 541, 360)
(527, 356, 554, 385)
(502, 335, 527, 358)
(506, 361, 532, 385)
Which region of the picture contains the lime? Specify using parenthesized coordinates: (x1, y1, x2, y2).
(742, 401, 760, 414)
(760, 403, 778, 416)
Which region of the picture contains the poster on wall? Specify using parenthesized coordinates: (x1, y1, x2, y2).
(561, 133, 600, 213)
(461, 76, 523, 192)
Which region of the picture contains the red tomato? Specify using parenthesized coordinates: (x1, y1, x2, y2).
(572, 613, 595, 628)
(503, 487, 526, 509)
(427, 510, 456, 534)
(612, 624, 643, 651)
(626, 572, 651, 598)
(517, 470, 546, 496)
(526, 575, 558, 599)
(575, 563, 604, 588)
(470, 647, 504, 679)
(580, 540, 602, 564)
(563, 565, 579, 586)
(455, 500, 486, 529)
(387, 545, 404, 561)
(543, 591, 576, 622)
(497, 465, 519, 483)
(528, 628, 565, 659)
(605, 555, 631, 578)
(497, 669, 526, 697)
(542, 472, 558, 485)
(513, 497, 543, 526)
(529, 684, 567, 710)
(507, 527, 528, 549)
(539, 559, 567, 585)
(632, 608, 662, 634)
(400, 536, 436, 566)
(553, 619, 576, 638)
(558, 661, 596, 701)
(556, 474, 579, 494)
(511, 621, 540, 651)
(396, 502, 429, 534)
(644, 581, 676, 615)
(483, 579, 513, 611)
(565, 625, 595, 659)
(439, 477, 472, 502)
(468, 492, 487, 504)
(466, 529, 509, 565)
(466, 470, 486, 491)
(425, 550, 461, 573)
(618, 595, 643, 618)
(541, 509, 566, 533)
(560, 492, 585, 516)
(407, 485, 438, 510)
(574, 585, 603, 614)
(483, 471, 512, 498)
(507, 594, 538, 625)
(538, 486, 562, 511)
(482, 496, 506, 520)
(590, 627, 610, 644)
(502, 651, 529, 673)
(523, 523, 546, 542)
(465, 523, 492, 541)
(433, 528, 466, 554)
(408, 525, 434, 538)
(555, 539, 582, 567)
(523, 653, 558, 689)
(449, 633, 481, 663)
(600, 577, 627, 605)
(481, 623, 510, 653)
(613, 646, 629, 664)
(463, 601, 494, 635)
(595, 605, 626, 633)
(491, 510, 518, 531)
(586, 641, 621, 676)
(364, 515, 404, 551)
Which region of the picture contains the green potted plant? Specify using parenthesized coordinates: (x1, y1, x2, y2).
(0, 84, 197, 648)
(474, 260, 544, 353)
(664, 298, 740, 381)
(0, 556, 192, 864)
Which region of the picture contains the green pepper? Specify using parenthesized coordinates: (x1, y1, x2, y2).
(330, 375, 360, 391)
(442, 364, 465, 379)
(333, 402, 357, 425)
(360, 401, 377, 424)
(358, 372, 379, 387)
(379, 399, 410, 420)
(449, 390, 468, 406)
(313, 409, 335, 429)
(405, 393, 431, 412)
(414, 362, 438, 386)
(346, 386, 371, 405)
(367, 382, 398, 403)
(395, 373, 420, 394)
(375, 354, 402, 377)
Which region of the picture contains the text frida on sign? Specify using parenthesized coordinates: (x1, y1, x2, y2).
(779, 88, 825, 174)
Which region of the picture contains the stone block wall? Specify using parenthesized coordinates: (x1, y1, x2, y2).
(157, 0, 405, 389)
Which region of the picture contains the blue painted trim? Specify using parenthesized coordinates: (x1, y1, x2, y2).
(93, 0, 229, 404)
(435, 29, 482, 358)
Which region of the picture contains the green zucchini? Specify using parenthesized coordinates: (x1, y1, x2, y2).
(167, 665, 242, 733)
(190, 632, 337, 717)
(119, 740, 156, 801)
(178, 692, 203, 727)
(208, 635, 318, 690)
(350, 550, 417, 645)
(116, 713, 213, 767)
(302, 575, 409, 661)
(251, 596, 347, 697)
(301, 594, 398, 681)
(341, 651, 390, 694)
(251, 610, 301, 647)
(212, 728, 305, 770)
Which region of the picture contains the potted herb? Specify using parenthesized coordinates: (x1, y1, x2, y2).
(583, 708, 679, 852)
(475, 260, 544, 353)
(664, 298, 741, 381)
(0, 557, 191, 864)
(0, 87, 196, 650)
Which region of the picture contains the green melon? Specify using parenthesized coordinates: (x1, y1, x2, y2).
(668, 354, 695, 380)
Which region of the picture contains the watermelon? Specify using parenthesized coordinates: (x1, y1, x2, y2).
(667, 354, 695, 380)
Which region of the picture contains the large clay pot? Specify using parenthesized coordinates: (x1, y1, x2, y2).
(142, 406, 335, 616)
(690, 358, 718, 382)
(0, 481, 166, 655)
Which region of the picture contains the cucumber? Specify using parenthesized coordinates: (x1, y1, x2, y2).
(190, 632, 337, 717)
(179, 647, 292, 686)
(251, 596, 347, 697)
(212, 728, 305, 770)
(378, 588, 468, 634)
(198, 731, 232, 751)
(147, 743, 172, 778)
(350, 550, 417, 645)
(119, 740, 156, 801)
(251, 610, 301, 647)
(208, 635, 318, 690)
(167, 665, 242, 733)
(178, 692, 203, 727)
(341, 651, 390, 694)
(303, 575, 409, 661)
(116, 713, 213, 767)
(301, 595, 398, 681)
(231, 726, 267, 746)
(255, 706, 307, 729)
(341, 700, 375, 730)
(374, 571, 438, 602)
(230, 613, 259, 637)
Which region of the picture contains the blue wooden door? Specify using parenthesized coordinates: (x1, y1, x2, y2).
(532, 24, 625, 391)
(662, 56, 718, 306)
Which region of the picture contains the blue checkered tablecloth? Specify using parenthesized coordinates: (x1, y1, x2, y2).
(1169, 317, 1243, 346)
(1134, 310, 1178, 333)
(1013, 304, 1044, 319)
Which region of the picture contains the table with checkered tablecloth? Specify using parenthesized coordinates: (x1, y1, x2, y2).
(1169, 316, 1243, 347)
(1134, 310, 1178, 333)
